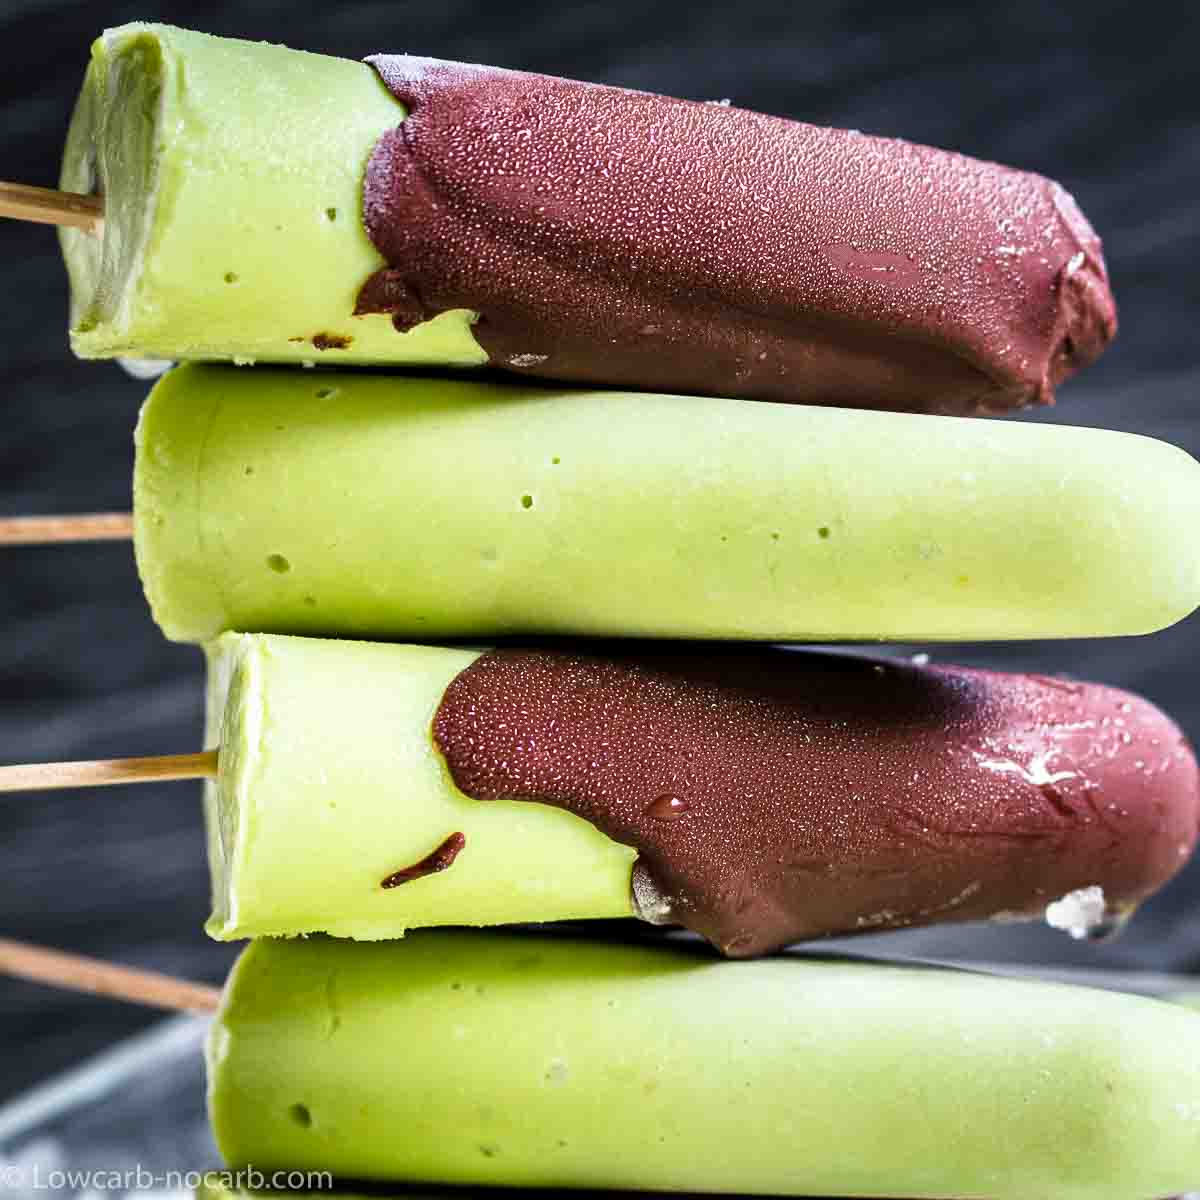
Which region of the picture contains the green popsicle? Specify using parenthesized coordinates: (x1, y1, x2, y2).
(202, 630, 1200, 953)
(193, 1180, 1050, 1200)
(135, 363, 1200, 644)
(206, 930, 1200, 1198)
(58, 27, 1116, 417)
(194, 1185, 936, 1195)
(60, 23, 482, 367)
(193, 1182, 1096, 1200)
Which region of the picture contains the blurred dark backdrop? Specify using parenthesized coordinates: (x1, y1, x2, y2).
(0, 0, 1197, 1101)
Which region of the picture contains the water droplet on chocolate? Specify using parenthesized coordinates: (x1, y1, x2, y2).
(645, 793, 689, 819)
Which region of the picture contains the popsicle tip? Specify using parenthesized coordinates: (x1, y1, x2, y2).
(0, 181, 104, 236)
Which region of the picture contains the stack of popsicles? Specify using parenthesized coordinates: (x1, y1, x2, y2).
(10, 21, 1200, 1198)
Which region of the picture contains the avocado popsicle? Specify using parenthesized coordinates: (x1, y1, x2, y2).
(61, 24, 1115, 413)
(196, 1184, 1018, 1200)
(134, 364, 1200, 645)
(197, 1184, 1053, 1200)
(206, 930, 1200, 1198)
(202, 633, 1198, 954)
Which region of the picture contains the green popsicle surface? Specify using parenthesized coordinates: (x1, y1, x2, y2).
(207, 930, 1200, 1198)
(193, 1181, 991, 1200)
(60, 23, 483, 367)
(203, 633, 635, 941)
(136, 363, 1200, 644)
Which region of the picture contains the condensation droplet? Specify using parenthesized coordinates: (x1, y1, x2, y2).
(645, 793, 690, 820)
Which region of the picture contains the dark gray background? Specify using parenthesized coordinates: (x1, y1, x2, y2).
(0, 0, 1197, 1101)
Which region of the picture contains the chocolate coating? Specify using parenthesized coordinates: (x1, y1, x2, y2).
(433, 648, 1198, 956)
(359, 58, 1116, 415)
(380, 831, 466, 889)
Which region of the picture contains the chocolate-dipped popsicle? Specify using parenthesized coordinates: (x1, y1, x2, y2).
(60, 25, 1115, 413)
(202, 634, 1198, 956)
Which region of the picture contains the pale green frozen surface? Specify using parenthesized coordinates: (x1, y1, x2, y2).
(202, 633, 635, 942)
(136, 362, 1200, 643)
(59, 23, 484, 367)
(207, 930, 1200, 1198)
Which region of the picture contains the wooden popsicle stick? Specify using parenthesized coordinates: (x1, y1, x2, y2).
(0, 750, 219, 793)
(0, 937, 221, 1013)
(0, 512, 133, 545)
(0, 181, 104, 236)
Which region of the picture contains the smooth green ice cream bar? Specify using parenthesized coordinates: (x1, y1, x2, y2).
(194, 1182, 975, 1200)
(59, 23, 483, 366)
(207, 930, 1200, 1198)
(137, 363, 1200, 643)
(202, 632, 635, 941)
(193, 1183, 1077, 1200)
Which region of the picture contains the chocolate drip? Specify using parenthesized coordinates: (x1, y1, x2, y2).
(381, 831, 466, 889)
(433, 648, 1197, 956)
(359, 57, 1115, 415)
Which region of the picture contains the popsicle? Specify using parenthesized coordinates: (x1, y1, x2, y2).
(199, 632, 1198, 954)
(193, 1186, 966, 1200)
(5, 934, 1196, 1199)
(194, 1188, 1200, 1200)
(5, 934, 1198, 1200)
(194, 1174, 1199, 1200)
(206, 930, 1200, 1198)
(133, 364, 1200, 645)
(58, 24, 1115, 413)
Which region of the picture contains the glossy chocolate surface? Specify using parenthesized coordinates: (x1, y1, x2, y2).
(360, 58, 1115, 414)
(434, 647, 1197, 955)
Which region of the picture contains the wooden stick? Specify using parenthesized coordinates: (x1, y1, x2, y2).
(0, 182, 104, 236)
(0, 512, 133, 546)
(0, 937, 221, 1013)
(0, 750, 219, 793)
